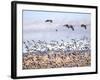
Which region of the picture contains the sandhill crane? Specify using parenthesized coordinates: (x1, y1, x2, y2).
(63, 24, 74, 31)
(45, 19, 53, 23)
(81, 24, 87, 29)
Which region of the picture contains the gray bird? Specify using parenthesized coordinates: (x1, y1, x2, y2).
(45, 19, 53, 23)
(63, 24, 74, 31)
(81, 24, 87, 29)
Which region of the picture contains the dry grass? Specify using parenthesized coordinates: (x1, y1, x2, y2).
(22, 51, 91, 69)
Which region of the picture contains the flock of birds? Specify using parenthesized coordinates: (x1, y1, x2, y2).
(45, 19, 87, 31)
(23, 38, 90, 54)
(23, 19, 90, 53)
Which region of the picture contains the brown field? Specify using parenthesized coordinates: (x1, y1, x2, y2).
(22, 51, 91, 69)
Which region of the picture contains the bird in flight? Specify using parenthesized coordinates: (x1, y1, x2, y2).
(81, 24, 87, 29)
(63, 24, 74, 31)
(45, 19, 53, 23)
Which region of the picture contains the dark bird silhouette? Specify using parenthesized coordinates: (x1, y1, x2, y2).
(45, 19, 53, 23)
(69, 25, 74, 31)
(63, 24, 74, 31)
(63, 24, 69, 27)
(56, 29, 58, 32)
(81, 24, 87, 29)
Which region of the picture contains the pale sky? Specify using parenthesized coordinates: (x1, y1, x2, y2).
(22, 10, 91, 42)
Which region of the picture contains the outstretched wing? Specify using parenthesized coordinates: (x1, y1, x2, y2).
(45, 19, 53, 23)
(70, 25, 74, 31)
(81, 24, 87, 29)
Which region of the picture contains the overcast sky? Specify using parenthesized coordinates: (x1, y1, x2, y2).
(23, 10, 91, 42)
